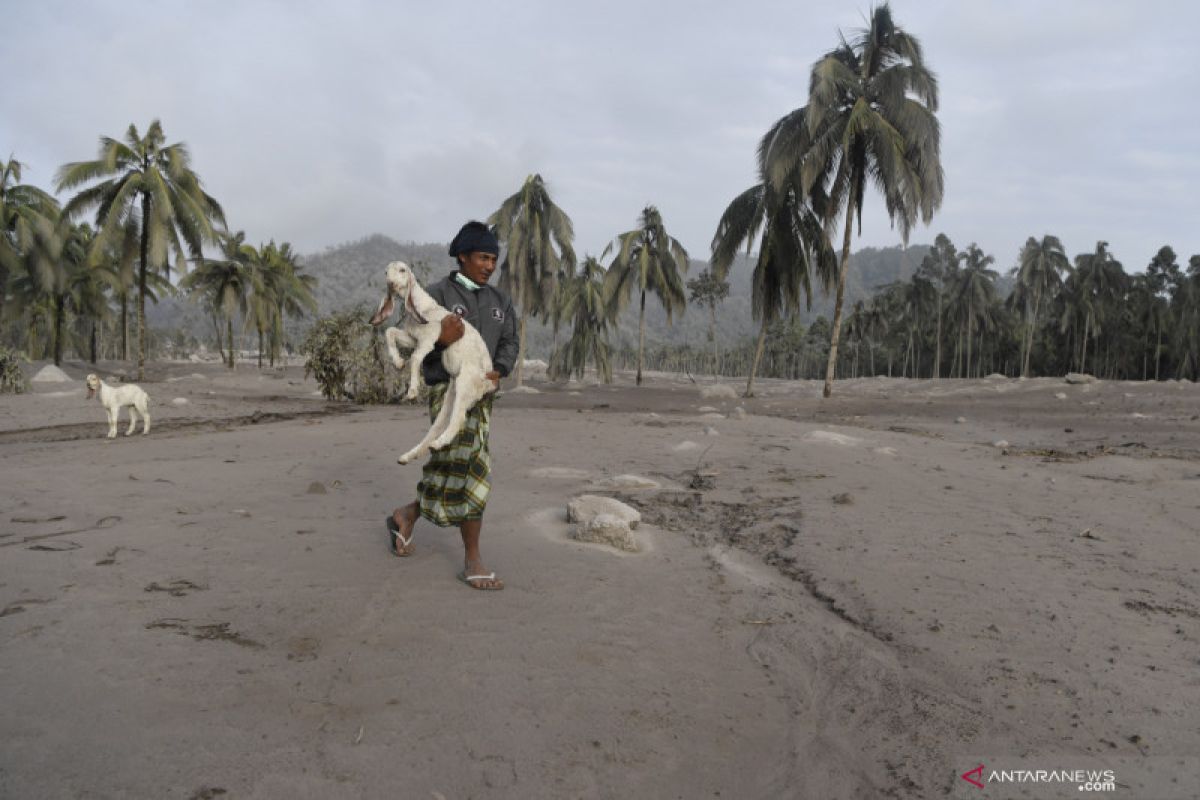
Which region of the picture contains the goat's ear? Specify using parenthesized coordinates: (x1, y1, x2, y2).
(369, 293, 395, 326)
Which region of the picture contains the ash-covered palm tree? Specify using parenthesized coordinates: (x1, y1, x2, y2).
(949, 244, 998, 378)
(1011, 235, 1070, 377)
(604, 206, 689, 386)
(1070, 241, 1125, 374)
(258, 240, 316, 366)
(56, 120, 225, 379)
(488, 174, 576, 387)
(710, 172, 837, 396)
(1, 157, 61, 327)
(549, 256, 614, 382)
(687, 268, 731, 374)
(764, 3, 943, 397)
(180, 230, 255, 368)
(915, 233, 958, 377)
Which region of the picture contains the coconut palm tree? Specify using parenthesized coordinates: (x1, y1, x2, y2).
(1, 157, 62, 329)
(712, 181, 837, 395)
(488, 174, 576, 387)
(1012, 235, 1070, 377)
(763, 3, 943, 397)
(180, 230, 254, 368)
(604, 206, 689, 387)
(915, 233, 958, 377)
(56, 120, 225, 379)
(1071, 241, 1125, 375)
(549, 256, 614, 382)
(259, 240, 316, 366)
(949, 244, 998, 378)
(686, 268, 731, 374)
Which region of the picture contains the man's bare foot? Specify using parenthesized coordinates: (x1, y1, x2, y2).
(459, 560, 504, 590)
(388, 504, 418, 556)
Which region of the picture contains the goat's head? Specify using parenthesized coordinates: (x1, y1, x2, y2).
(85, 373, 101, 399)
(369, 261, 427, 326)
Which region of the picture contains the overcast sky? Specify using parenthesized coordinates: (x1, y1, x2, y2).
(3, 0, 1198, 273)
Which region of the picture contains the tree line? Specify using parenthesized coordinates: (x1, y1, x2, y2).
(1, 120, 316, 379)
(6, 5, 1197, 393)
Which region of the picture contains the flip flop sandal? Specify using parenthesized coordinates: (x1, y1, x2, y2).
(458, 570, 504, 590)
(385, 515, 413, 556)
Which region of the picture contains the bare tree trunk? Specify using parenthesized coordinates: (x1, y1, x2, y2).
(709, 304, 718, 376)
(227, 315, 235, 369)
(90, 319, 98, 364)
(1154, 323, 1162, 381)
(515, 315, 527, 387)
(934, 290, 943, 378)
(636, 291, 646, 386)
(1080, 312, 1090, 374)
(822, 201, 857, 398)
(137, 194, 150, 381)
(745, 320, 767, 397)
(121, 294, 129, 361)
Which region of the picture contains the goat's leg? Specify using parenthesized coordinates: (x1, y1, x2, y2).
(139, 398, 151, 435)
(385, 326, 417, 370)
(431, 379, 479, 451)
(126, 405, 139, 436)
(106, 408, 117, 439)
(404, 335, 437, 401)
(398, 382, 455, 464)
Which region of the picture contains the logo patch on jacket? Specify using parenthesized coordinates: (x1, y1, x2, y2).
(491, 307, 505, 322)
(452, 304, 467, 317)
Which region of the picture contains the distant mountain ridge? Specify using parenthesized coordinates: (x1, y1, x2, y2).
(150, 233, 939, 356)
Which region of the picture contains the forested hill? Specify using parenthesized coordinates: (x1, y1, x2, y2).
(284, 234, 936, 355)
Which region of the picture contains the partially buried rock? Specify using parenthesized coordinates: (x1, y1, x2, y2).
(567, 494, 640, 529)
(730, 407, 748, 420)
(171, 397, 189, 406)
(1064, 372, 1096, 384)
(306, 481, 327, 495)
(573, 513, 639, 552)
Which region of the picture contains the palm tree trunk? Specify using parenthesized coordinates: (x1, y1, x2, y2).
(90, 319, 98, 364)
(1023, 291, 1041, 378)
(636, 291, 646, 386)
(515, 316, 527, 387)
(227, 315, 235, 369)
(121, 293, 129, 361)
(709, 304, 718, 376)
(745, 320, 767, 397)
(1154, 323, 1163, 381)
(934, 290, 943, 378)
(53, 295, 65, 366)
(822, 202, 857, 398)
(1080, 312, 1090, 373)
(965, 309, 974, 379)
(257, 328, 264, 368)
(137, 194, 150, 381)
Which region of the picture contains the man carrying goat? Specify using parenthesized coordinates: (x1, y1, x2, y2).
(371, 221, 518, 590)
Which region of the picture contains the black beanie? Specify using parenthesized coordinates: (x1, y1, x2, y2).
(448, 221, 500, 257)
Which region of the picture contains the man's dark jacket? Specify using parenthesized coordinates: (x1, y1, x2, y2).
(420, 272, 519, 385)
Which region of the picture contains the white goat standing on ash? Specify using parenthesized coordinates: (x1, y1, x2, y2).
(86, 374, 151, 438)
(369, 261, 495, 464)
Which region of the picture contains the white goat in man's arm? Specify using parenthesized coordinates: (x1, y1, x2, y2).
(86, 374, 151, 438)
(368, 261, 495, 463)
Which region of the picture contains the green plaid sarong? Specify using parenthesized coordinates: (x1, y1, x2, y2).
(416, 383, 493, 526)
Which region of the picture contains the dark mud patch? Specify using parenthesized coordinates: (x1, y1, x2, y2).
(1124, 600, 1200, 619)
(0, 404, 361, 445)
(146, 618, 264, 648)
(617, 491, 894, 643)
(145, 579, 208, 597)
